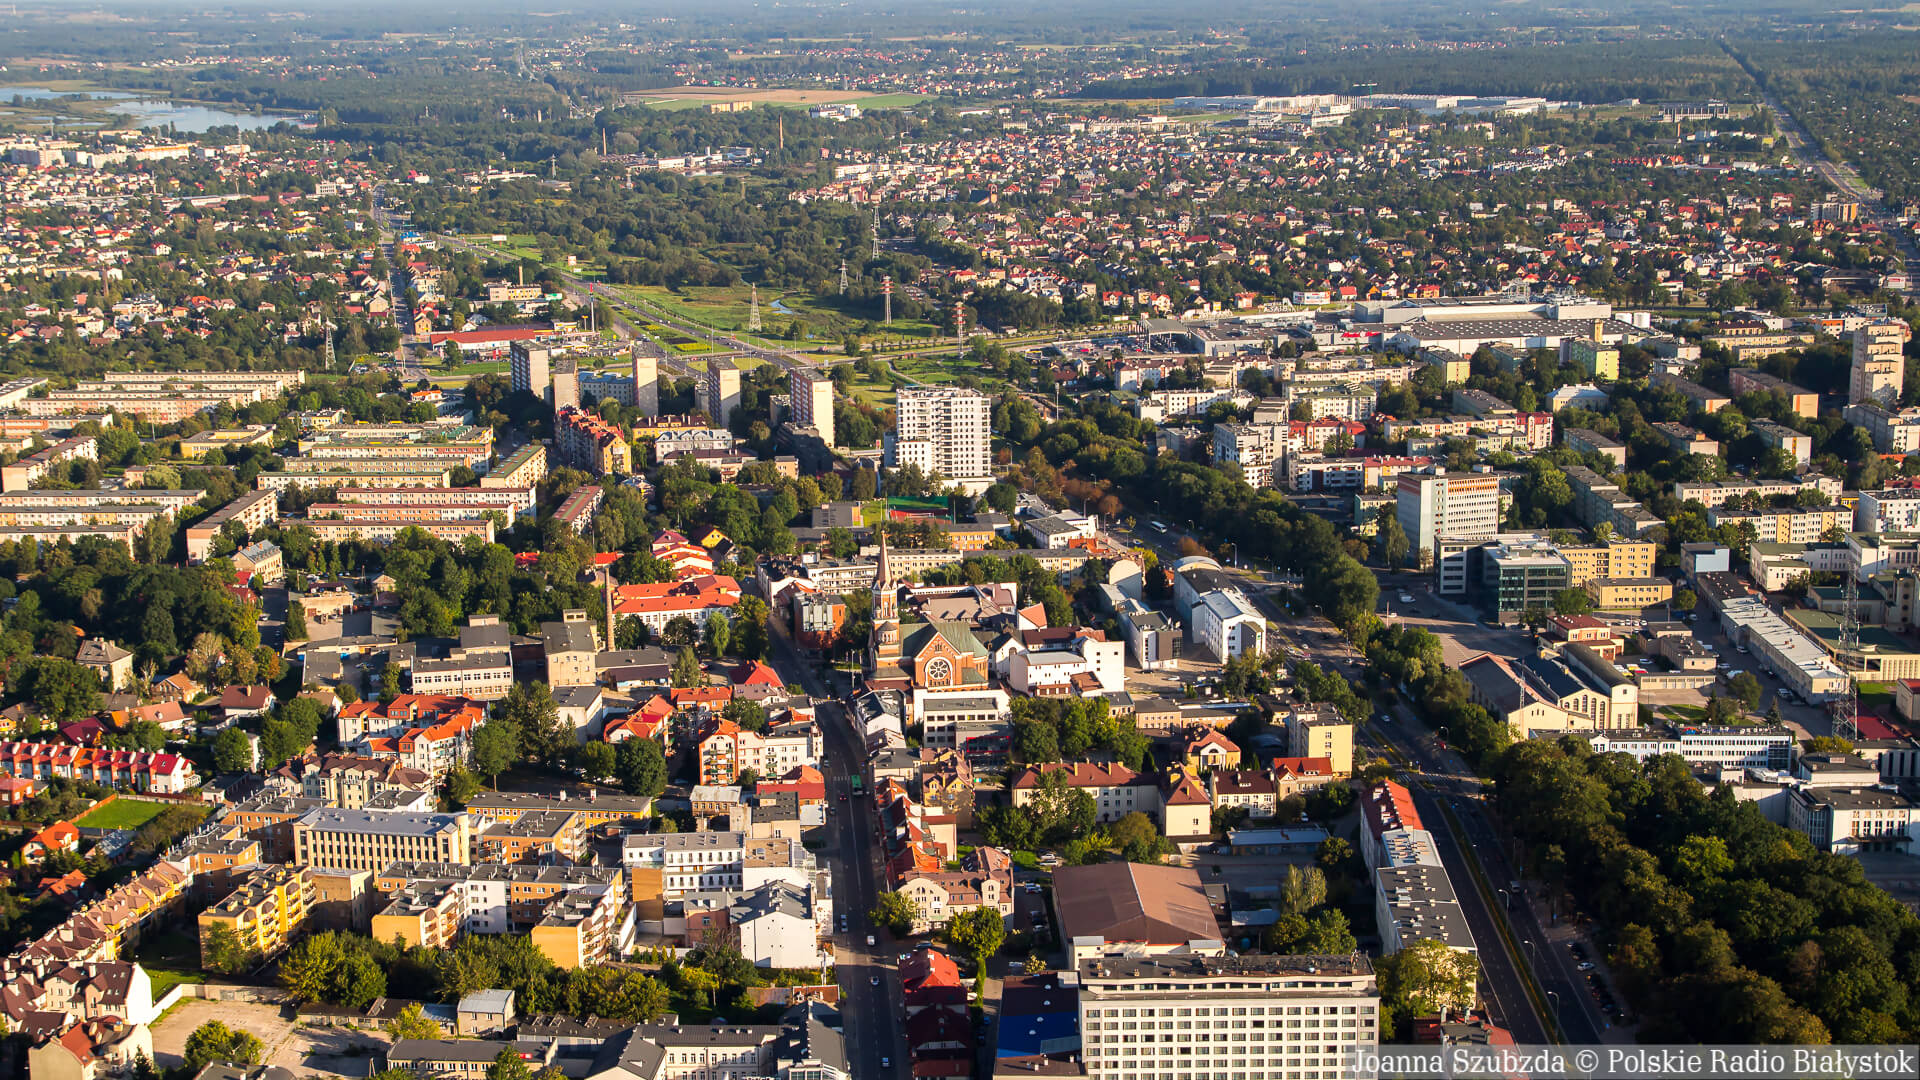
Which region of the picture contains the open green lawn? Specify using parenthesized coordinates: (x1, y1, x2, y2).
(834, 366, 901, 408)
(133, 930, 206, 996)
(76, 799, 169, 830)
(1859, 681, 1895, 708)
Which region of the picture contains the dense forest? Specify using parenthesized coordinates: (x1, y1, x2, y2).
(1496, 738, 1920, 1043)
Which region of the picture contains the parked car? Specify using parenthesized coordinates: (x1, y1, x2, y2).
(1577, 961, 1595, 971)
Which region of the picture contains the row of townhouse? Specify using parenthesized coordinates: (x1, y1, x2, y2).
(0, 742, 198, 793)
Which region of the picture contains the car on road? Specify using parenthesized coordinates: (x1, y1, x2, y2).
(880, 1057, 890, 1070)
(1399, 594, 1414, 604)
(870, 975, 881, 986)
(1577, 961, 1595, 971)
(866, 934, 876, 946)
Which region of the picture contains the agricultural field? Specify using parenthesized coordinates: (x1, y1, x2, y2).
(640, 322, 715, 354)
(626, 86, 928, 111)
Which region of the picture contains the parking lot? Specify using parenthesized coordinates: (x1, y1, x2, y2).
(150, 1000, 380, 1079)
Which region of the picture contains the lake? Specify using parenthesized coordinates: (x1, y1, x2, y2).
(1, 85, 305, 132)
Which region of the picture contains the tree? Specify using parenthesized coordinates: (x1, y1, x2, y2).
(387, 1002, 441, 1041)
(211, 727, 253, 773)
(471, 721, 520, 787)
(1727, 672, 1764, 711)
(1374, 512, 1410, 568)
(616, 736, 667, 797)
(9, 657, 100, 721)
(180, 1014, 263, 1068)
(732, 596, 771, 661)
(488, 1046, 534, 1080)
(671, 647, 705, 688)
(944, 904, 1008, 969)
(1672, 588, 1698, 612)
(1280, 864, 1327, 916)
(1551, 588, 1593, 617)
(260, 697, 324, 767)
(578, 741, 617, 782)
(500, 681, 566, 762)
(1108, 812, 1168, 864)
(279, 933, 345, 1003)
(1316, 837, 1355, 873)
(183, 1022, 263, 1071)
(1377, 938, 1479, 1032)
(1298, 908, 1357, 953)
(441, 765, 483, 808)
(870, 891, 917, 937)
(200, 924, 255, 975)
(337, 951, 387, 1007)
(703, 611, 731, 658)
(285, 599, 308, 642)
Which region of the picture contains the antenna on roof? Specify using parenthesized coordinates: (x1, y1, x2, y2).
(1834, 573, 1862, 742)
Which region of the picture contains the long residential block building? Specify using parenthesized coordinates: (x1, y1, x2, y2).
(291, 809, 475, 871)
(186, 489, 279, 562)
(1, 436, 96, 492)
(1076, 954, 1380, 1079)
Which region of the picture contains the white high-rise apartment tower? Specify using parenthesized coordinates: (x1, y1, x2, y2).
(886, 386, 992, 493)
(1850, 319, 1912, 407)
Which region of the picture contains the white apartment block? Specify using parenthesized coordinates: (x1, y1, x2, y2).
(1213, 423, 1282, 488)
(1194, 589, 1266, 662)
(1844, 404, 1920, 454)
(886, 386, 992, 491)
(1077, 955, 1380, 1080)
(621, 832, 809, 900)
(1855, 489, 1920, 534)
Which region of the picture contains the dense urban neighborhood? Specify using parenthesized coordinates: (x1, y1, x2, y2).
(1, 4, 1919, 1080)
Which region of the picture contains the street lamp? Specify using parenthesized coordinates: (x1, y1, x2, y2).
(1525, 939, 1538, 968)
(1496, 888, 1510, 912)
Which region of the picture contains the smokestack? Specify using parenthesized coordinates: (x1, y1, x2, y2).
(604, 567, 616, 651)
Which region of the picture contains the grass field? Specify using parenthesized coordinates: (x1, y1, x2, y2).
(1859, 681, 1895, 709)
(833, 364, 902, 408)
(133, 930, 206, 996)
(77, 799, 169, 830)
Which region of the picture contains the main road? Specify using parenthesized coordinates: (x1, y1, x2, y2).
(1725, 43, 1919, 268)
(767, 626, 908, 1079)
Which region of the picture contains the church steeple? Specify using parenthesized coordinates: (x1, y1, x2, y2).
(874, 528, 898, 622)
(870, 529, 901, 671)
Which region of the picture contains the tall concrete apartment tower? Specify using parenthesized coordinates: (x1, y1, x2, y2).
(631, 348, 659, 416)
(703, 356, 741, 427)
(1850, 319, 1912, 407)
(885, 386, 992, 493)
(789, 368, 835, 447)
(510, 343, 551, 403)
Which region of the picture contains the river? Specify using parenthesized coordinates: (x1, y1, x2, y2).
(1, 85, 306, 132)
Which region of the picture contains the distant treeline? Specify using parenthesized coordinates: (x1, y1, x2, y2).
(1077, 40, 1755, 104)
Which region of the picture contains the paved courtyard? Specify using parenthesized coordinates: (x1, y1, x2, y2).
(150, 999, 383, 1079)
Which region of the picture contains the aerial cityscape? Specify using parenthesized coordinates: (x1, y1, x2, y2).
(0, 1, 1919, 1079)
